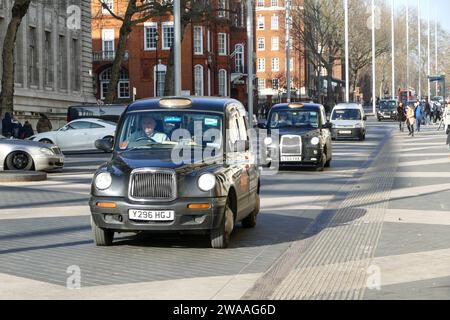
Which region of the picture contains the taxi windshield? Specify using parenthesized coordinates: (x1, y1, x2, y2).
(117, 111, 223, 151)
(379, 101, 396, 110)
(269, 110, 319, 129)
(331, 109, 362, 121)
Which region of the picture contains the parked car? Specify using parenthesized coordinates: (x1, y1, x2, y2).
(90, 97, 261, 249)
(259, 102, 332, 171)
(29, 118, 116, 152)
(330, 103, 367, 141)
(67, 104, 127, 123)
(377, 100, 398, 121)
(0, 135, 64, 171)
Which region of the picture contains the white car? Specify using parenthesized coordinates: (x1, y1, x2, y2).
(330, 103, 367, 141)
(30, 118, 116, 152)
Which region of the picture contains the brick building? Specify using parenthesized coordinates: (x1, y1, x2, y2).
(91, 0, 255, 106)
(254, 0, 307, 105)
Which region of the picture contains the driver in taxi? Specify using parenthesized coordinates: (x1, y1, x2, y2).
(120, 116, 169, 149)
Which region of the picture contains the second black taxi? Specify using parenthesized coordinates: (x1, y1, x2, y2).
(259, 103, 332, 170)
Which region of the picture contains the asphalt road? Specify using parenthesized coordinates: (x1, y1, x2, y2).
(1, 117, 449, 300)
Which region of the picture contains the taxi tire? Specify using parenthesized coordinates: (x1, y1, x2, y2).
(242, 193, 260, 228)
(211, 201, 234, 249)
(91, 216, 114, 246)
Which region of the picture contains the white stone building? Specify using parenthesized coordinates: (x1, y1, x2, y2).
(0, 0, 95, 128)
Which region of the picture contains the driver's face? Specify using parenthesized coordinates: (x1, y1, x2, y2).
(142, 118, 156, 136)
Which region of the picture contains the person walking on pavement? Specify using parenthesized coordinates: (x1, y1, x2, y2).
(415, 101, 423, 132)
(1, 112, 13, 138)
(36, 113, 52, 133)
(11, 116, 23, 139)
(424, 99, 431, 125)
(20, 121, 34, 139)
(397, 103, 406, 132)
(406, 103, 416, 137)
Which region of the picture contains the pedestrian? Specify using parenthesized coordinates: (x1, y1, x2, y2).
(397, 103, 406, 132)
(406, 103, 416, 137)
(21, 121, 34, 139)
(36, 113, 52, 133)
(1, 112, 13, 138)
(424, 99, 431, 125)
(415, 101, 423, 132)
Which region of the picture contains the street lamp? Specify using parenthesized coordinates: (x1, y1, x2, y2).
(155, 31, 159, 97)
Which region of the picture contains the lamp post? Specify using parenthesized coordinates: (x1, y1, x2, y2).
(344, 0, 349, 103)
(174, 0, 182, 96)
(155, 31, 159, 97)
(391, 0, 395, 100)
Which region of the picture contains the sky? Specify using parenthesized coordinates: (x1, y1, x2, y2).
(394, 0, 450, 32)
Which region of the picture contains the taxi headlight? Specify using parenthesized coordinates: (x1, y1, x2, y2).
(311, 137, 320, 145)
(95, 172, 112, 190)
(198, 173, 216, 192)
(264, 137, 273, 145)
(39, 147, 54, 156)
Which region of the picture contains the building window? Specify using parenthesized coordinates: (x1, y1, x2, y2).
(272, 58, 279, 71)
(257, 0, 264, 7)
(194, 65, 204, 96)
(257, 58, 265, 72)
(102, 29, 115, 59)
(193, 26, 203, 55)
(58, 35, 67, 90)
(258, 78, 265, 91)
(102, 0, 114, 14)
(257, 37, 265, 51)
(271, 0, 278, 7)
(28, 27, 38, 86)
(72, 38, 80, 91)
(44, 31, 53, 87)
(271, 15, 279, 30)
(234, 44, 244, 73)
(257, 16, 264, 30)
(100, 68, 130, 99)
(218, 69, 227, 97)
(144, 22, 157, 51)
(218, 0, 227, 18)
(271, 37, 279, 51)
(218, 33, 227, 55)
(272, 78, 279, 90)
(162, 22, 174, 50)
(154, 64, 166, 97)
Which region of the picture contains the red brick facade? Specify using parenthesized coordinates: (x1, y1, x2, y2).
(91, 0, 255, 106)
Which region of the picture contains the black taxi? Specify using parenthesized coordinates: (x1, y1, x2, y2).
(90, 97, 260, 249)
(260, 103, 332, 170)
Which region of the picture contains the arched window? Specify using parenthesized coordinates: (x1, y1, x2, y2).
(218, 69, 227, 97)
(234, 44, 244, 73)
(194, 65, 204, 96)
(154, 64, 167, 97)
(100, 68, 129, 99)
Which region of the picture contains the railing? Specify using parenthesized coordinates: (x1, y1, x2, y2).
(92, 51, 129, 62)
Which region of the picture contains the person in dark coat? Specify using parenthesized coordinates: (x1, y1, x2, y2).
(36, 113, 52, 133)
(1, 112, 13, 137)
(21, 121, 34, 139)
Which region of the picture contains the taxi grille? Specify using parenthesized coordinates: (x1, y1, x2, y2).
(129, 169, 177, 201)
(281, 136, 302, 155)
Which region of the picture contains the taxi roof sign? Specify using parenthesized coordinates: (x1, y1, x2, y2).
(159, 98, 192, 109)
(288, 103, 304, 109)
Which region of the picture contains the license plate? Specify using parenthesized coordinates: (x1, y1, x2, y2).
(281, 156, 302, 162)
(339, 130, 352, 134)
(129, 210, 175, 221)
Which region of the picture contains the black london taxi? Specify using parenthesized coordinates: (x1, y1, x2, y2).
(376, 99, 398, 121)
(260, 103, 332, 170)
(90, 97, 260, 249)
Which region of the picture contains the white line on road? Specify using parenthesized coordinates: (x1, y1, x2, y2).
(0, 206, 90, 220)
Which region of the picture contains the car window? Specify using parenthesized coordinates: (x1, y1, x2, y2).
(269, 110, 319, 129)
(90, 122, 105, 129)
(70, 121, 92, 129)
(331, 109, 362, 121)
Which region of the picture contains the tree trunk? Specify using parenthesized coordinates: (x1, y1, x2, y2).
(104, 0, 136, 104)
(326, 64, 334, 107)
(0, 0, 31, 118)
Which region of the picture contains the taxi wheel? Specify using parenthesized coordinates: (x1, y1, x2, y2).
(211, 201, 234, 249)
(91, 216, 114, 246)
(242, 193, 260, 228)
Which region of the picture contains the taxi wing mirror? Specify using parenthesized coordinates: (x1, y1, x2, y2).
(363, 115, 367, 121)
(257, 121, 267, 129)
(95, 138, 113, 152)
(322, 122, 332, 129)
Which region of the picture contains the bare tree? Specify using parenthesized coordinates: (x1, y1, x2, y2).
(0, 0, 32, 118)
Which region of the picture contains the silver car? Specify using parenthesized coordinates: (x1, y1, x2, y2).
(0, 135, 64, 171)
